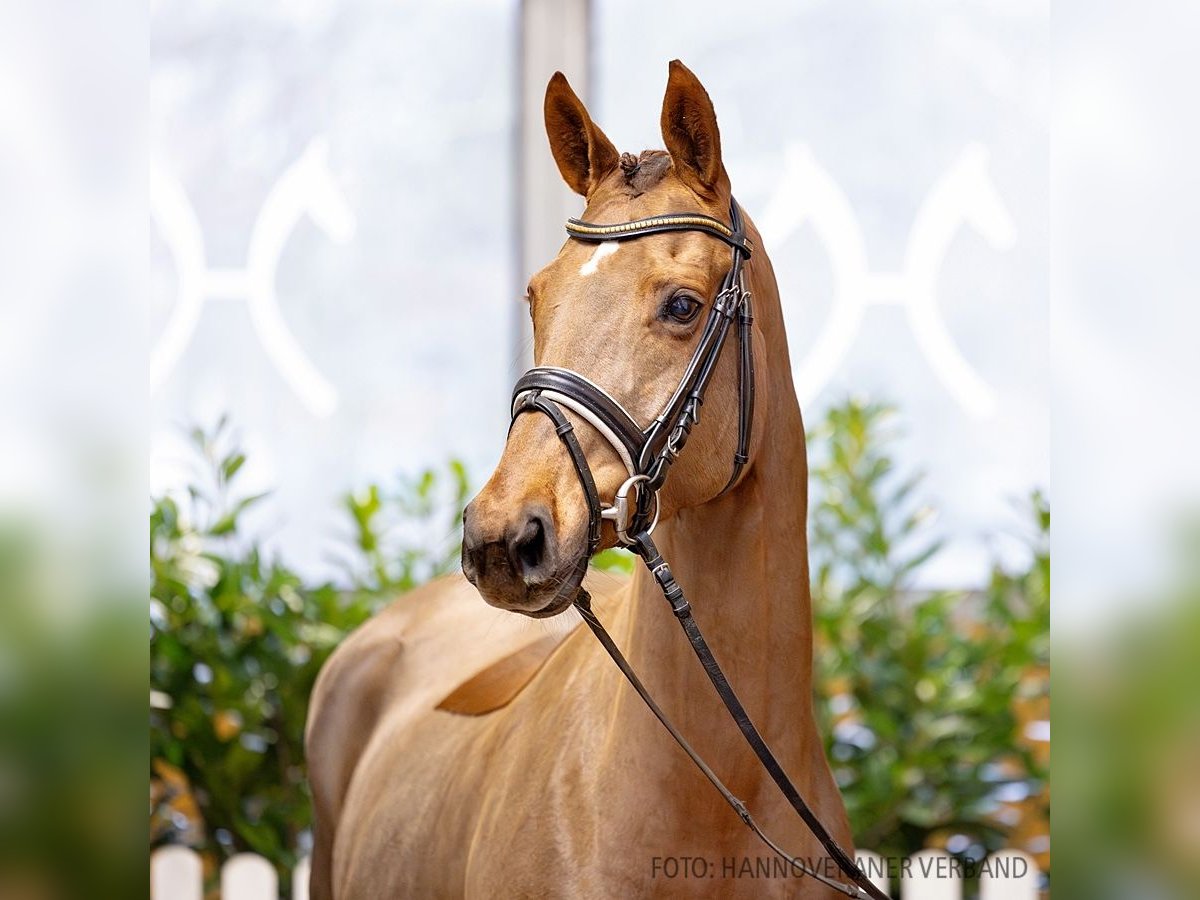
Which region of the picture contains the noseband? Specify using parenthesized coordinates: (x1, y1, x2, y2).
(507, 199, 887, 900)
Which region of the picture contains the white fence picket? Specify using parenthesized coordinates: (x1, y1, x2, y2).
(292, 856, 311, 900)
(151, 845, 203, 900)
(221, 853, 277, 900)
(979, 850, 1039, 900)
(902, 849, 962, 900)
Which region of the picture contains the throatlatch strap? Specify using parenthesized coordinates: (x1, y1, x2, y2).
(718, 287, 755, 497)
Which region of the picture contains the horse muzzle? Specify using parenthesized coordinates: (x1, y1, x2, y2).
(461, 498, 586, 617)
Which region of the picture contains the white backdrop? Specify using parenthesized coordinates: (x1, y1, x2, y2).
(150, 0, 518, 574)
(594, 0, 1048, 585)
(151, 0, 1047, 587)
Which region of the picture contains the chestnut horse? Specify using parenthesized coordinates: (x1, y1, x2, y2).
(306, 61, 854, 898)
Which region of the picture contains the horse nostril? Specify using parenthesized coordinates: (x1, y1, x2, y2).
(511, 513, 548, 578)
(461, 503, 492, 582)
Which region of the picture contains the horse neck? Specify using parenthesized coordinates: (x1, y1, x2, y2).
(609, 235, 820, 777)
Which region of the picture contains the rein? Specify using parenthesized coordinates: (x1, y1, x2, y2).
(509, 200, 887, 900)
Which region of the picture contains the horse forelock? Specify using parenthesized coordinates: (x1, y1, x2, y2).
(613, 149, 672, 197)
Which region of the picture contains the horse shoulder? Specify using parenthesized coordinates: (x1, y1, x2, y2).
(304, 594, 413, 899)
(306, 572, 485, 896)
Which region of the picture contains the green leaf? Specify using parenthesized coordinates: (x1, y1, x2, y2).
(208, 493, 270, 536)
(222, 453, 246, 482)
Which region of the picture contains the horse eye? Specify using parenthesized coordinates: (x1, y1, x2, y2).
(663, 294, 702, 324)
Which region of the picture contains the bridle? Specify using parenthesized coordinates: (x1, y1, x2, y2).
(508, 199, 888, 900)
(512, 202, 755, 548)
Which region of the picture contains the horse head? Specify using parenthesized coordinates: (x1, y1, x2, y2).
(462, 62, 756, 617)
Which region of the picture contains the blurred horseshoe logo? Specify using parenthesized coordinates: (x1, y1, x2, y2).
(151, 137, 356, 417)
(759, 143, 1016, 418)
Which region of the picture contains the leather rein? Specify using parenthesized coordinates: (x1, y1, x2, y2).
(509, 199, 888, 900)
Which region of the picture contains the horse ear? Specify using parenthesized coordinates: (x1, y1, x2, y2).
(544, 72, 619, 197)
(660, 60, 729, 199)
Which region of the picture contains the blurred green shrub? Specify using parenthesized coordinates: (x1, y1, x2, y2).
(1054, 536, 1200, 900)
(808, 399, 1050, 875)
(339, 458, 470, 594)
(150, 402, 1050, 890)
(149, 421, 469, 891)
(2, 523, 144, 900)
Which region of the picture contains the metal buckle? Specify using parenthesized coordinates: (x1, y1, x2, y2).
(714, 281, 746, 318)
(665, 404, 699, 459)
(601, 473, 660, 545)
(665, 424, 687, 459)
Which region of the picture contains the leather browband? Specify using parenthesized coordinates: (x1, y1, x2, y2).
(566, 212, 753, 256)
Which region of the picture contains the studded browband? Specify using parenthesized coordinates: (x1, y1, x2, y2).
(565, 211, 754, 256)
